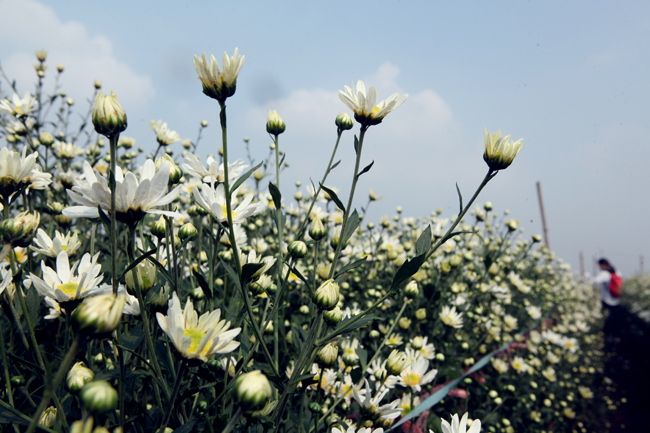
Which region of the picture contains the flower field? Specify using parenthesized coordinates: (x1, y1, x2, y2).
(0, 49, 615, 433)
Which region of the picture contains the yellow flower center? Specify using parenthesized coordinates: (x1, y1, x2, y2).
(62, 245, 68, 251)
(371, 106, 381, 116)
(403, 373, 421, 387)
(57, 282, 79, 296)
(184, 328, 211, 354)
(221, 205, 236, 220)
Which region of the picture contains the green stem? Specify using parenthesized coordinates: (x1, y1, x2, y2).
(295, 129, 343, 240)
(128, 226, 170, 401)
(328, 126, 368, 279)
(218, 102, 278, 376)
(25, 335, 80, 433)
(109, 134, 120, 295)
(158, 360, 187, 433)
(425, 169, 497, 261)
(222, 407, 243, 433)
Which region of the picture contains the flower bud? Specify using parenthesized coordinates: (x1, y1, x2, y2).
(483, 129, 525, 171)
(435, 353, 445, 361)
(309, 219, 327, 241)
(404, 281, 419, 298)
(67, 362, 94, 392)
(299, 305, 310, 315)
(506, 219, 519, 232)
(313, 279, 340, 311)
(39, 407, 56, 428)
(317, 342, 339, 367)
(488, 263, 499, 275)
(386, 349, 409, 376)
(151, 216, 167, 239)
(73, 294, 125, 335)
(253, 169, 264, 180)
(126, 261, 157, 292)
(179, 222, 198, 241)
(92, 91, 127, 137)
(39, 131, 54, 147)
(0, 211, 40, 247)
(80, 381, 118, 414)
(342, 351, 359, 366)
(155, 154, 183, 184)
(484, 201, 493, 211)
(398, 317, 411, 329)
(308, 402, 322, 414)
(323, 306, 343, 325)
(411, 336, 424, 350)
(532, 234, 542, 243)
(35, 50, 48, 62)
(415, 308, 427, 320)
(449, 255, 462, 267)
(288, 240, 308, 258)
(235, 370, 273, 410)
(266, 110, 286, 135)
(335, 113, 354, 131)
(369, 330, 380, 339)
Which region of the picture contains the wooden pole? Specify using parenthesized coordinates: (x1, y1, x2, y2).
(536, 181, 550, 249)
(641, 255, 644, 275)
(579, 251, 585, 278)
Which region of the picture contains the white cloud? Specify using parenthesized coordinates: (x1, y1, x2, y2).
(0, 0, 154, 110)
(244, 62, 467, 216)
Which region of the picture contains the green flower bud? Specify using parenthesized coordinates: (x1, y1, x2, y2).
(440, 261, 451, 274)
(38, 407, 56, 428)
(449, 255, 462, 267)
(411, 336, 424, 350)
(80, 381, 118, 414)
(313, 279, 340, 311)
(369, 330, 381, 339)
(308, 218, 327, 241)
(386, 349, 409, 375)
(39, 131, 54, 147)
(10, 375, 25, 386)
(335, 113, 354, 131)
(235, 370, 273, 410)
(299, 305, 310, 315)
(155, 155, 183, 184)
(415, 308, 426, 320)
(151, 216, 167, 239)
(323, 306, 343, 325)
(0, 211, 40, 247)
(488, 262, 500, 275)
(73, 293, 125, 336)
(483, 129, 525, 171)
(398, 317, 411, 329)
(484, 201, 493, 211)
(435, 353, 445, 361)
(317, 342, 338, 367)
(308, 402, 322, 414)
(288, 240, 308, 258)
(404, 281, 419, 298)
(126, 260, 157, 292)
(92, 91, 127, 137)
(179, 222, 198, 241)
(67, 362, 94, 392)
(266, 110, 286, 135)
(532, 234, 542, 243)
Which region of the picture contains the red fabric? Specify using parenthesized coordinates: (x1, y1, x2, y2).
(610, 273, 622, 297)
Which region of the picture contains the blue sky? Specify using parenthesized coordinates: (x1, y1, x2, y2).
(1, 0, 649, 276)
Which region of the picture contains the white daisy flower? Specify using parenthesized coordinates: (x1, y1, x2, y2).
(156, 292, 241, 363)
(398, 357, 438, 392)
(193, 49, 245, 101)
(29, 251, 110, 303)
(30, 229, 81, 258)
(440, 305, 464, 328)
(440, 412, 481, 433)
(182, 153, 248, 184)
(0, 91, 37, 117)
(150, 120, 180, 146)
(63, 160, 183, 225)
(339, 80, 407, 126)
(0, 146, 51, 200)
(193, 183, 265, 225)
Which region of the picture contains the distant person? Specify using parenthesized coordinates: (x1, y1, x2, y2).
(594, 258, 622, 339)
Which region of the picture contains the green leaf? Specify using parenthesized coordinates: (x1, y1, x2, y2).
(230, 161, 263, 196)
(330, 160, 341, 171)
(144, 256, 173, 286)
(119, 248, 156, 281)
(390, 253, 427, 291)
(172, 420, 197, 433)
(455, 182, 463, 214)
(97, 205, 111, 230)
(193, 269, 212, 298)
(25, 284, 40, 328)
(356, 160, 374, 179)
(333, 257, 367, 280)
(269, 182, 282, 210)
(329, 314, 382, 340)
(353, 135, 359, 154)
(320, 184, 346, 213)
(283, 262, 312, 292)
(357, 347, 368, 373)
(415, 225, 432, 256)
(341, 210, 360, 246)
(242, 263, 265, 286)
(220, 259, 242, 291)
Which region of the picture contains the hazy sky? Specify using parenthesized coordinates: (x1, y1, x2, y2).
(1, 0, 649, 276)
